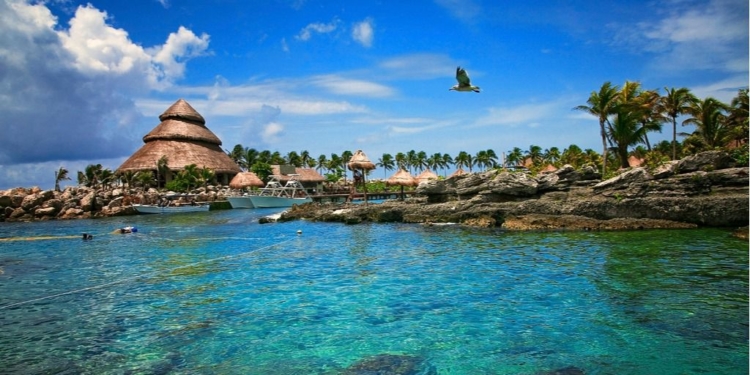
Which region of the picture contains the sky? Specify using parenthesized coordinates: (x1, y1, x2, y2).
(0, 0, 747, 189)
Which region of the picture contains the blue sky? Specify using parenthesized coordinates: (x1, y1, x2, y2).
(0, 0, 747, 189)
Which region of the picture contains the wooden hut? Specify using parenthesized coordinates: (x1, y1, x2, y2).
(116, 99, 241, 185)
(270, 165, 326, 193)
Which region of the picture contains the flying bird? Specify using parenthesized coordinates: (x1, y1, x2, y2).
(449, 66, 480, 93)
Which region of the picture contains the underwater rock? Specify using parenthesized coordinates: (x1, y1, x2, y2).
(537, 366, 585, 375)
(341, 354, 436, 375)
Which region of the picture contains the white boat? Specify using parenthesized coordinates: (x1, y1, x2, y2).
(132, 197, 210, 214)
(226, 195, 255, 209)
(248, 175, 312, 208)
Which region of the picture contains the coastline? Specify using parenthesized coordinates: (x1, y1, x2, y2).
(2, 151, 748, 237)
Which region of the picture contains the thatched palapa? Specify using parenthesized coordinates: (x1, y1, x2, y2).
(416, 169, 438, 183)
(229, 172, 264, 190)
(449, 168, 467, 178)
(117, 99, 241, 185)
(347, 150, 376, 171)
(387, 168, 417, 200)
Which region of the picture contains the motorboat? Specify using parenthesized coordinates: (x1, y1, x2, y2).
(247, 175, 312, 208)
(226, 195, 255, 209)
(132, 195, 210, 214)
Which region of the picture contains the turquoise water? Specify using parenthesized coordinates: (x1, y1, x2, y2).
(0, 209, 747, 374)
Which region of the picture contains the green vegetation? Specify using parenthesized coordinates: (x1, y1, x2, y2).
(58, 86, 746, 193)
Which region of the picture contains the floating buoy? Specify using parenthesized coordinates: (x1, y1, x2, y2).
(296, 230, 302, 235)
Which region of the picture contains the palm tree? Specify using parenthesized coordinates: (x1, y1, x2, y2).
(427, 153, 445, 176)
(316, 154, 329, 174)
(660, 87, 697, 160)
(377, 153, 395, 179)
(560, 145, 584, 168)
(575, 81, 620, 175)
(475, 150, 489, 171)
(631, 89, 664, 151)
(454, 151, 473, 172)
(441, 153, 454, 175)
(118, 170, 137, 189)
(725, 88, 749, 147)
(525, 145, 543, 168)
(341, 150, 353, 182)
(156, 155, 169, 188)
(395, 152, 407, 170)
(198, 167, 215, 189)
(54, 167, 70, 192)
(406, 150, 418, 173)
(415, 151, 428, 172)
(505, 147, 524, 168)
(608, 108, 647, 168)
(241, 147, 259, 171)
(136, 171, 154, 190)
(683, 97, 729, 150)
(543, 147, 561, 166)
(228, 144, 244, 165)
(180, 164, 201, 191)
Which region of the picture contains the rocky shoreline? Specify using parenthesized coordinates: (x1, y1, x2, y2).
(0, 185, 233, 222)
(2, 151, 748, 236)
(275, 151, 749, 235)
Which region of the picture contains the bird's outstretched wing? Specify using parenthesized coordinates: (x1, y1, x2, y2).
(456, 66, 471, 87)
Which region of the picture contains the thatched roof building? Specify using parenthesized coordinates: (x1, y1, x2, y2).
(117, 99, 241, 185)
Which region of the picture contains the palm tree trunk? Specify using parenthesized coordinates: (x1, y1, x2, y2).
(671, 118, 677, 160)
(599, 120, 608, 176)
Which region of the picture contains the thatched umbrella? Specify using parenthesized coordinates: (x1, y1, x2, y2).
(347, 150, 376, 203)
(229, 172, 264, 190)
(386, 168, 418, 200)
(416, 169, 438, 184)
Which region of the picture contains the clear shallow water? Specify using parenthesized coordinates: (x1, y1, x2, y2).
(0, 209, 747, 374)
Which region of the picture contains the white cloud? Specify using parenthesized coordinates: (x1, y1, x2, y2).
(352, 18, 374, 47)
(156, 0, 169, 9)
(434, 0, 481, 22)
(620, 0, 748, 74)
(57, 4, 209, 89)
(472, 101, 565, 128)
(281, 37, 289, 52)
(296, 19, 338, 41)
(310, 75, 395, 97)
(380, 53, 455, 80)
(262, 122, 284, 143)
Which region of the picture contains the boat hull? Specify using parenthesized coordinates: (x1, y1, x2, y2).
(247, 196, 312, 208)
(132, 204, 210, 214)
(226, 196, 255, 209)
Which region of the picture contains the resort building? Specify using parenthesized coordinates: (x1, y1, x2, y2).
(271, 165, 326, 194)
(117, 99, 241, 185)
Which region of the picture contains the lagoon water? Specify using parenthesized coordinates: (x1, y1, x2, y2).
(0, 208, 747, 374)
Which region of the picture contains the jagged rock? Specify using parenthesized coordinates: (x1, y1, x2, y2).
(34, 207, 57, 218)
(279, 151, 748, 230)
(80, 192, 97, 212)
(677, 150, 734, 172)
(0, 195, 11, 208)
(652, 160, 679, 179)
(59, 208, 84, 219)
(108, 196, 124, 209)
(20, 193, 45, 211)
(9, 207, 27, 219)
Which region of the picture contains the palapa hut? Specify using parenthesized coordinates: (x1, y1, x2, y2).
(386, 168, 418, 200)
(270, 165, 325, 193)
(416, 169, 438, 183)
(347, 150, 376, 202)
(117, 99, 241, 185)
(449, 168, 467, 179)
(229, 172, 264, 190)
(540, 164, 558, 174)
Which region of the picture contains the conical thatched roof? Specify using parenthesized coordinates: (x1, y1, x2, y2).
(416, 169, 438, 183)
(347, 149, 376, 171)
(449, 168, 467, 178)
(628, 155, 644, 168)
(117, 99, 241, 174)
(229, 172, 264, 189)
(540, 164, 558, 173)
(270, 165, 325, 183)
(386, 169, 418, 186)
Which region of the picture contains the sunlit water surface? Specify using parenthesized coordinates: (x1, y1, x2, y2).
(0, 209, 747, 374)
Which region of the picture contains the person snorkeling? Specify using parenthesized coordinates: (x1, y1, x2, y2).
(111, 226, 138, 234)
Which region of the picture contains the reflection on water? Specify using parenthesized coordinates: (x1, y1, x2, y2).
(0, 211, 746, 374)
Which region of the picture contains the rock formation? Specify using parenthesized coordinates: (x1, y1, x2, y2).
(278, 151, 749, 230)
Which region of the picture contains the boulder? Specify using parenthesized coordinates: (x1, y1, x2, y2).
(487, 171, 538, 196)
(35, 207, 58, 218)
(677, 150, 734, 172)
(0, 195, 11, 208)
(21, 193, 46, 211)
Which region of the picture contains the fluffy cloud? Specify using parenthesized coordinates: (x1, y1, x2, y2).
(0, 0, 210, 189)
(623, 0, 748, 74)
(352, 18, 374, 47)
(310, 75, 394, 97)
(296, 19, 338, 41)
